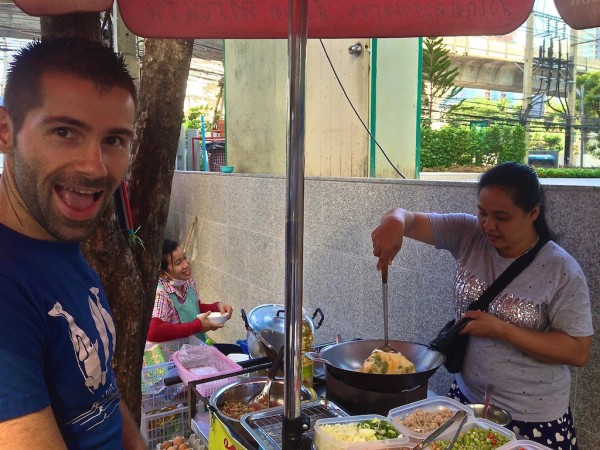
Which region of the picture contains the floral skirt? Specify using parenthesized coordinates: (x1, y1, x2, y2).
(448, 381, 578, 450)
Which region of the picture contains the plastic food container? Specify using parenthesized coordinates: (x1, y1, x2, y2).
(314, 414, 409, 450)
(387, 396, 474, 440)
(497, 440, 554, 450)
(426, 418, 516, 449)
(172, 345, 241, 397)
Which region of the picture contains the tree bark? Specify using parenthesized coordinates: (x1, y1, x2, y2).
(41, 13, 102, 41)
(40, 15, 194, 424)
(128, 39, 195, 303)
(124, 38, 194, 422)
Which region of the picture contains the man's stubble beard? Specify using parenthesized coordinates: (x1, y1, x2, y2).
(13, 152, 112, 243)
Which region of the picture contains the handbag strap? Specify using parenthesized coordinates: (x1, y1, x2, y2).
(467, 237, 549, 312)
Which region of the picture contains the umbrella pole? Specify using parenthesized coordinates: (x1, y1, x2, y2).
(282, 0, 309, 448)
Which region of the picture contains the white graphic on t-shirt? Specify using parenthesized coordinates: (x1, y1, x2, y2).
(88, 287, 116, 356)
(48, 288, 115, 392)
(68, 383, 120, 431)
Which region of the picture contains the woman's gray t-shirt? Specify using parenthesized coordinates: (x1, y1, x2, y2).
(429, 212, 593, 422)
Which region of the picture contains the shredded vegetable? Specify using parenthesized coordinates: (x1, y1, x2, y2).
(318, 418, 402, 443)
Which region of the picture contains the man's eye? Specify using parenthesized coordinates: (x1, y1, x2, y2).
(105, 136, 122, 146)
(55, 128, 73, 138)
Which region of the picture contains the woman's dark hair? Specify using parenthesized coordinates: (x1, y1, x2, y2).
(478, 162, 555, 241)
(161, 239, 180, 272)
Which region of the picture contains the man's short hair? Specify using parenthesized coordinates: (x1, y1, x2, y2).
(3, 37, 138, 135)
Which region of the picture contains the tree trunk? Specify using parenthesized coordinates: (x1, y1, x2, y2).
(41, 13, 101, 41)
(128, 39, 194, 293)
(81, 204, 146, 420)
(124, 38, 194, 422)
(40, 15, 194, 424)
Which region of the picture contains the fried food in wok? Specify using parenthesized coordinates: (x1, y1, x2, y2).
(358, 349, 416, 374)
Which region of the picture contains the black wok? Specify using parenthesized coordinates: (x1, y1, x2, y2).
(308, 339, 444, 393)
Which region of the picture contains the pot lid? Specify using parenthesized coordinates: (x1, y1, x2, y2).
(247, 304, 314, 334)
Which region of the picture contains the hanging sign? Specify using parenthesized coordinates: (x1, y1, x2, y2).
(208, 410, 244, 450)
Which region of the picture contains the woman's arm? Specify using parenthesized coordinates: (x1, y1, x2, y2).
(199, 301, 233, 316)
(146, 317, 203, 342)
(198, 301, 220, 313)
(462, 310, 592, 366)
(371, 208, 434, 270)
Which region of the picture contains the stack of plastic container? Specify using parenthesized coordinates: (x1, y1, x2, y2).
(312, 396, 523, 450)
(388, 397, 515, 449)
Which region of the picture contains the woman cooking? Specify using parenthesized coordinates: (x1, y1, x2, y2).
(371, 162, 593, 450)
(147, 239, 240, 354)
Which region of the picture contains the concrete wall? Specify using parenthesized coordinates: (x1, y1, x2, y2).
(224, 38, 419, 178)
(166, 171, 599, 449)
(373, 38, 420, 179)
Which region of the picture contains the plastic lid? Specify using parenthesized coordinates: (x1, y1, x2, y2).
(227, 353, 250, 363)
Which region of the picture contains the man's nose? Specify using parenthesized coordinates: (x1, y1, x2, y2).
(75, 141, 108, 177)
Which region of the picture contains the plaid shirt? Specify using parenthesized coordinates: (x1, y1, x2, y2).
(152, 275, 203, 324)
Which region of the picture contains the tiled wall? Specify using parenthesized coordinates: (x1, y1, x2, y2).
(167, 171, 599, 448)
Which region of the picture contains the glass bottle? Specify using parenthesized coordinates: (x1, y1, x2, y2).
(301, 319, 315, 392)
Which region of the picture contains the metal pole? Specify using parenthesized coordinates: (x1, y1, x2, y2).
(580, 84, 585, 167)
(565, 28, 579, 166)
(282, 0, 309, 448)
(201, 116, 209, 172)
(522, 13, 534, 156)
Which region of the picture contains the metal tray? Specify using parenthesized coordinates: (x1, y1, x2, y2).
(240, 399, 348, 450)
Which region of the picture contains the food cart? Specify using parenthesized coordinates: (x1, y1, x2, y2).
(10, 1, 599, 449)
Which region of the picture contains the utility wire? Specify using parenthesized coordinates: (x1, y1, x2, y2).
(319, 39, 406, 179)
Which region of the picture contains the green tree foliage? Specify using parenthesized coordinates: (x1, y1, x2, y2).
(422, 37, 463, 126)
(576, 72, 600, 157)
(576, 72, 600, 119)
(421, 124, 526, 169)
(446, 98, 518, 127)
(529, 132, 563, 151)
(183, 105, 215, 129)
(446, 97, 566, 135)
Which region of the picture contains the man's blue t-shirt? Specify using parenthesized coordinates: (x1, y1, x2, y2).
(0, 224, 123, 449)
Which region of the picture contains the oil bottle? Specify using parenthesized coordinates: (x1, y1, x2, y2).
(301, 319, 316, 395)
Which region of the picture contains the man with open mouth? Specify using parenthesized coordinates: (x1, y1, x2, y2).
(0, 38, 146, 449)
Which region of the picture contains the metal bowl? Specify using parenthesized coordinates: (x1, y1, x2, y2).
(466, 403, 512, 426)
(209, 376, 315, 422)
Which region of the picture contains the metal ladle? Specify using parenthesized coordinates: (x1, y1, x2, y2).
(483, 383, 495, 419)
(377, 264, 400, 353)
(249, 346, 284, 408)
(412, 410, 468, 450)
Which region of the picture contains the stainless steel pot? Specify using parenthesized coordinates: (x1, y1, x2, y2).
(306, 339, 445, 393)
(209, 376, 315, 422)
(241, 304, 324, 359)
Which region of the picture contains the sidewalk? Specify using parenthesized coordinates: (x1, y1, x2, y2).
(420, 172, 600, 186)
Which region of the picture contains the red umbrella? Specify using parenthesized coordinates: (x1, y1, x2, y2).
(10, 0, 598, 446)
(11, 0, 600, 37)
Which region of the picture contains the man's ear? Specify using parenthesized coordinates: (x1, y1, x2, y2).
(0, 107, 14, 155)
